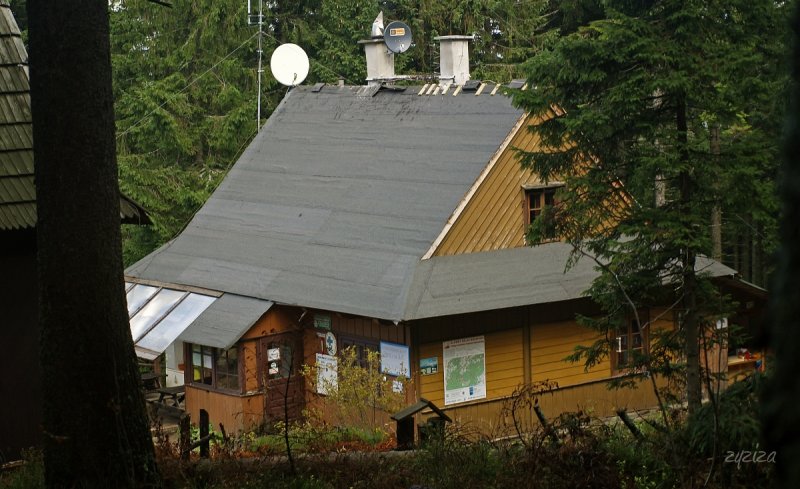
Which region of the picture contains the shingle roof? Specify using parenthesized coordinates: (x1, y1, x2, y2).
(126, 85, 525, 320)
(0, 3, 149, 230)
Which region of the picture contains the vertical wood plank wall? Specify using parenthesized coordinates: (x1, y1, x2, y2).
(531, 320, 610, 386)
(434, 115, 547, 256)
(185, 305, 413, 432)
(418, 311, 668, 433)
(184, 387, 264, 432)
(303, 312, 410, 423)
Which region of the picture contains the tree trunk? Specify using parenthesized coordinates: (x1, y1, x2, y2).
(741, 214, 753, 282)
(763, 7, 800, 487)
(710, 124, 722, 262)
(28, 1, 161, 487)
(677, 93, 702, 413)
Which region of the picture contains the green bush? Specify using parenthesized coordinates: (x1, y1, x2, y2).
(0, 450, 44, 489)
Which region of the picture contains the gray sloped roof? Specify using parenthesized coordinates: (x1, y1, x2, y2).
(177, 293, 273, 350)
(404, 244, 596, 320)
(404, 244, 741, 320)
(0, 3, 149, 230)
(127, 85, 524, 320)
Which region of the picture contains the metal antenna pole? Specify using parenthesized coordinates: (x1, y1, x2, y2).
(256, 0, 263, 130)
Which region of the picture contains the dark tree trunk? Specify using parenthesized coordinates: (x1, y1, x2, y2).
(710, 124, 722, 262)
(677, 93, 702, 414)
(28, 1, 160, 487)
(763, 7, 800, 487)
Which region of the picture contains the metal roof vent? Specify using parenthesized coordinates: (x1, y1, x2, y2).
(371, 11, 384, 38)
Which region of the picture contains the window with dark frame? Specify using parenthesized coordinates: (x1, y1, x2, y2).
(525, 185, 562, 240)
(614, 318, 647, 371)
(339, 337, 378, 369)
(189, 343, 240, 391)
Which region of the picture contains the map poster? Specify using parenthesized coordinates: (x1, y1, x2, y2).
(443, 336, 486, 405)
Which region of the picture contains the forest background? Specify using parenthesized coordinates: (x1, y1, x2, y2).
(9, 0, 783, 285)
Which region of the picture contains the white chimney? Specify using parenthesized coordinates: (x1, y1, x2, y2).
(358, 12, 395, 86)
(435, 35, 472, 86)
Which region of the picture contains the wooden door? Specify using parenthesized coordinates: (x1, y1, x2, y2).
(257, 332, 305, 422)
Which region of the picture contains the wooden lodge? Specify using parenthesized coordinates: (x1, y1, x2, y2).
(123, 61, 765, 433)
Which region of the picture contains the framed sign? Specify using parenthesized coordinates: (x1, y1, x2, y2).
(443, 336, 486, 405)
(380, 341, 410, 377)
(420, 357, 438, 375)
(314, 314, 331, 330)
(316, 353, 338, 395)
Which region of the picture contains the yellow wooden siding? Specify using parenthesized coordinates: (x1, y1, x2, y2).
(421, 376, 661, 435)
(185, 386, 264, 432)
(434, 116, 546, 256)
(419, 328, 524, 406)
(531, 320, 611, 387)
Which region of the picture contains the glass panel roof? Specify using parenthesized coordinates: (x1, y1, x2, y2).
(129, 288, 186, 342)
(126, 284, 159, 316)
(136, 293, 216, 354)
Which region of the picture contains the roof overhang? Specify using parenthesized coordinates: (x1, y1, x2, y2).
(124, 278, 272, 359)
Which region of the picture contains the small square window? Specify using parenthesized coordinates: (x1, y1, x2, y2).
(525, 185, 562, 240)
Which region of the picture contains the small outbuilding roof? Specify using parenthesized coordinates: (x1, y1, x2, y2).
(177, 293, 274, 350)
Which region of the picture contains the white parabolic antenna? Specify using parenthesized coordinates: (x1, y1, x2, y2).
(270, 43, 309, 86)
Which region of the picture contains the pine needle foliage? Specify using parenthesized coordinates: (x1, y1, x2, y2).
(512, 0, 789, 413)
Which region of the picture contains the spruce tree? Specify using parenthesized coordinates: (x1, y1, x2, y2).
(513, 0, 789, 413)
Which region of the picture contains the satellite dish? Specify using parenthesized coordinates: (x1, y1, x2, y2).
(270, 43, 310, 87)
(384, 21, 412, 54)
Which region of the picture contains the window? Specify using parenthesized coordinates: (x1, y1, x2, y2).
(525, 185, 562, 240)
(339, 337, 378, 369)
(614, 318, 647, 371)
(189, 344, 240, 391)
(215, 347, 240, 390)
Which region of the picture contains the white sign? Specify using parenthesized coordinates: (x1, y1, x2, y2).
(325, 332, 337, 355)
(316, 353, 338, 395)
(443, 336, 486, 405)
(267, 348, 281, 361)
(380, 341, 410, 377)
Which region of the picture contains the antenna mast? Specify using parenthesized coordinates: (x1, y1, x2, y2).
(248, 0, 264, 130)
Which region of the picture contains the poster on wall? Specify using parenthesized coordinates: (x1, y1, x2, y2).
(316, 353, 338, 395)
(443, 336, 486, 405)
(380, 341, 410, 377)
(420, 357, 438, 375)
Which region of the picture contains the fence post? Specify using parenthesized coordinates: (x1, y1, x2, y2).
(199, 409, 209, 458)
(179, 413, 191, 461)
